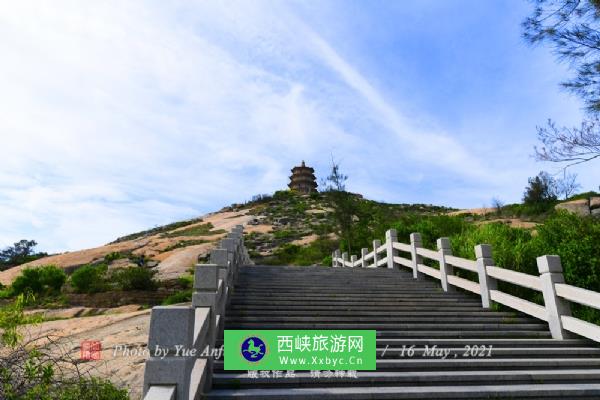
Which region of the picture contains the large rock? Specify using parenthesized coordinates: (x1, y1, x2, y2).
(555, 199, 590, 216)
(590, 197, 600, 210)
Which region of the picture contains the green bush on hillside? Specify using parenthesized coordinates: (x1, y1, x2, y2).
(265, 237, 337, 266)
(162, 289, 192, 305)
(70, 264, 108, 293)
(10, 265, 66, 297)
(113, 267, 157, 291)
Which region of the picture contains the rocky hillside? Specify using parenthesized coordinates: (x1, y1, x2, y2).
(0, 191, 453, 286)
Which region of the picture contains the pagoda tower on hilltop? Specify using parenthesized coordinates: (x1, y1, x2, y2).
(288, 161, 318, 194)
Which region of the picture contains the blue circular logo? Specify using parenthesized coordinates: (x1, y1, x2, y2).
(241, 336, 266, 362)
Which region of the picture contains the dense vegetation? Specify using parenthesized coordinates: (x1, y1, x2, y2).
(0, 261, 158, 305)
(0, 294, 130, 399)
(243, 184, 600, 324)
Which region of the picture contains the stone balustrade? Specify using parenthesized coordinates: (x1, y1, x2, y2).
(332, 228, 600, 343)
(143, 225, 251, 400)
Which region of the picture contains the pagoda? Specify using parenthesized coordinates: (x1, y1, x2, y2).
(288, 161, 318, 194)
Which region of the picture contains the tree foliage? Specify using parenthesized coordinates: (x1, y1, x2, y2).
(10, 266, 67, 297)
(523, 171, 558, 205)
(322, 160, 360, 253)
(523, 0, 600, 167)
(0, 240, 48, 271)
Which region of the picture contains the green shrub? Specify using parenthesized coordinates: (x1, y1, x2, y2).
(273, 190, 294, 201)
(392, 214, 472, 249)
(113, 267, 157, 291)
(11, 265, 66, 297)
(265, 238, 337, 266)
(70, 264, 108, 293)
(273, 229, 296, 240)
(104, 251, 123, 263)
(534, 211, 600, 292)
(162, 239, 208, 253)
(162, 290, 192, 305)
(162, 223, 225, 238)
(53, 378, 129, 400)
(177, 274, 193, 289)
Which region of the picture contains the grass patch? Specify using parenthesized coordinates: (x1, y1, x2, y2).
(162, 222, 226, 238)
(162, 290, 192, 305)
(161, 239, 209, 253)
(110, 218, 204, 243)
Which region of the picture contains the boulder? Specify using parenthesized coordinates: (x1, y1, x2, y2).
(591, 197, 600, 210)
(555, 199, 590, 216)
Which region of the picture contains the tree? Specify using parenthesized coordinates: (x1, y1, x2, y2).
(523, 0, 600, 167)
(556, 171, 582, 199)
(491, 197, 504, 215)
(322, 160, 358, 254)
(0, 240, 47, 271)
(523, 171, 558, 205)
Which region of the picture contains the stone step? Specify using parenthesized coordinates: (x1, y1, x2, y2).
(228, 300, 485, 306)
(206, 383, 600, 399)
(231, 292, 470, 297)
(212, 358, 600, 372)
(213, 338, 593, 348)
(233, 285, 442, 291)
(374, 347, 600, 358)
(224, 316, 534, 323)
(207, 265, 597, 398)
(373, 338, 594, 347)
(226, 305, 494, 311)
(212, 369, 600, 388)
(221, 328, 551, 338)
(223, 322, 548, 330)
(225, 310, 521, 317)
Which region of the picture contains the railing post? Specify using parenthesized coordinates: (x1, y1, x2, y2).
(385, 229, 397, 269)
(475, 244, 497, 309)
(350, 255, 357, 268)
(410, 233, 422, 279)
(372, 240, 381, 268)
(361, 248, 368, 268)
(437, 237, 454, 292)
(332, 251, 336, 267)
(143, 306, 197, 400)
(537, 255, 572, 339)
(210, 249, 230, 311)
(342, 252, 348, 268)
(192, 264, 219, 345)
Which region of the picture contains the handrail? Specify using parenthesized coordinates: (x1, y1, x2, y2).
(486, 266, 542, 291)
(143, 225, 251, 400)
(555, 283, 600, 311)
(332, 229, 600, 344)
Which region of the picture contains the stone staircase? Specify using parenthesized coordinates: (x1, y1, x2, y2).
(207, 265, 600, 399)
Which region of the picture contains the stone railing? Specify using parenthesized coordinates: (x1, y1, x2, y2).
(332, 229, 600, 343)
(142, 225, 252, 400)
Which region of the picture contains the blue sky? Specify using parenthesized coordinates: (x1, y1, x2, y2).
(0, 1, 596, 253)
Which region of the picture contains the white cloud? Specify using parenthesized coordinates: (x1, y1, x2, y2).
(0, 1, 592, 252)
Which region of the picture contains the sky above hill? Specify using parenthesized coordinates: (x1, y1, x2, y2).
(0, 1, 596, 252)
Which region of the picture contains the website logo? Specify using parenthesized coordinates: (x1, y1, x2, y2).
(241, 336, 266, 362)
